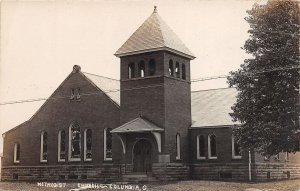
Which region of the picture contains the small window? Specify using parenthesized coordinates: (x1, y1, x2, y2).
(232, 135, 241, 159)
(70, 88, 80, 101)
(182, 64, 186, 80)
(70, 88, 75, 100)
(104, 128, 112, 161)
(149, 59, 156, 76)
(58, 130, 66, 162)
(197, 135, 205, 159)
(128, 63, 135, 79)
(169, 60, 174, 76)
(69, 122, 81, 161)
(40, 131, 48, 162)
(175, 62, 180, 78)
(176, 133, 181, 160)
(84, 129, 92, 161)
(14, 143, 20, 163)
(208, 134, 217, 159)
(76, 88, 81, 100)
(138, 61, 145, 78)
(275, 153, 280, 161)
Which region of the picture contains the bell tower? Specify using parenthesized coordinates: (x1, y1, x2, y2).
(115, 7, 195, 162)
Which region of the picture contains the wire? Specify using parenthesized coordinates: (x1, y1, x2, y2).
(191, 65, 299, 82)
(0, 65, 299, 106)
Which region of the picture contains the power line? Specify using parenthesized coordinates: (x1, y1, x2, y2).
(191, 65, 299, 82)
(0, 65, 299, 106)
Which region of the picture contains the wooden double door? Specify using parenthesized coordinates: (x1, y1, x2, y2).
(133, 139, 152, 173)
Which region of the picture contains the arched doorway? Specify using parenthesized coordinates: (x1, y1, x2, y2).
(133, 139, 152, 173)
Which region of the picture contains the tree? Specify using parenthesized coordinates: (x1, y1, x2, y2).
(227, 0, 300, 156)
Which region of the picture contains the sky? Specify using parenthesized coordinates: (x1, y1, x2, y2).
(0, 0, 266, 152)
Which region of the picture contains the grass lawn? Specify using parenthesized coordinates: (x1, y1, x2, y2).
(0, 179, 299, 191)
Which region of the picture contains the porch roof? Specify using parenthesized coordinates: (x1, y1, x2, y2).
(111, 117, 164, 133)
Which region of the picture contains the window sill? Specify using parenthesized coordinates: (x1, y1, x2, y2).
(208, 157, 217, 160)
(69, 158, 81, 162)
(84, 159, 92, 162)
(197, 157, 206, 160)
(14, 161, 20, 164)
(232, 156, 242, 159)
(40, 160, 47, 163)
(104, 158, 112, 161)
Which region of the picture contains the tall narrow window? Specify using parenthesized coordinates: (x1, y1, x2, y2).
(169, 60, 174, 76)
(84, 129, 92, 161)
(208, 134, 217, 159)
(232, 135, 241, 159)
(128, 63, 135, 79)
(104, 128, 112, 161)
(14, 143, 20, 163)
(285, 152, 289, 161)
(40, 131, 48, 162)
(182, 64, 186, 80)
(138, 61, 145, 77)
(197, 135, 205, 159)
(175, 62, 180, 78)
(149, 59, 156, 76)
(58, 130, 66, 162)
(69, 122, 81, 161)
(176, 133, 181, 160)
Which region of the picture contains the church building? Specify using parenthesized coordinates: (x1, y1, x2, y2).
(1, 7, 300, 182)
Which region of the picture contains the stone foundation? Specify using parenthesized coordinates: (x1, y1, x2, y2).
(190, 163, 250, 181)
(1, 164, 121, 182)
(254, 163, 300, 181)
(152, 163, 189, 181)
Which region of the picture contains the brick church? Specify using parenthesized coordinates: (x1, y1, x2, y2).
(1, 7, 300, 182)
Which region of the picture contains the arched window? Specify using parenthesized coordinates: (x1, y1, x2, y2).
(176, 133, 181, 160)
(40, 131, 48, 162)
(169, 60, 174, 76)
(197, 135, 205, 159)
(104, 128, 112, 161)
(138, 61, 145, 77)
(175, 62, 180, 78)
(232, 135, 241, 159)
(149, 59, 156, 76)
(208, 134, 217, 159)
(84, 129, 92, 161)
(58, 130, 66, 162)
(69, 122, 81, 161)
(128, 62, 135, 79)
(14, 143, 20, 163)
(182, 64, 186, 80)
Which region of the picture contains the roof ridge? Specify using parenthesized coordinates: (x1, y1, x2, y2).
(83, 72, 120, 82)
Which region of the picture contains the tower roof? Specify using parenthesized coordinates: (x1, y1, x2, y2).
(115, 7, 195, 59)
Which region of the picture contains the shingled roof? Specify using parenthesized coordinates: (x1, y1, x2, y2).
(83, 72, 120, 106)
(115, 7, 195, 59)
(191, 88, 239, 128)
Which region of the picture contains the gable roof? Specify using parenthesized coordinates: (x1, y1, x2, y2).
(115, 8, 195, 59)
(111, 117, 164, 133)
(191, 88, 239, 128)
(83, 72, 120, 105)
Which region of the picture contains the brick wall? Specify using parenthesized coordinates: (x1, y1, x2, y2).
(119, 51, 191, 163)
(2, 71, 120, 167)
